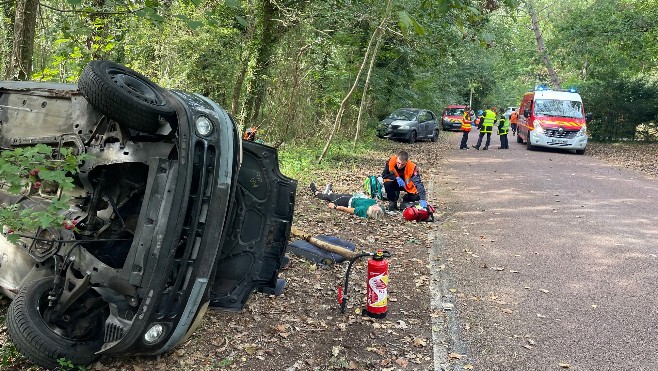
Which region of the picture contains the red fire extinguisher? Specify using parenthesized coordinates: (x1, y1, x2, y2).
(337, 250, 391, 319)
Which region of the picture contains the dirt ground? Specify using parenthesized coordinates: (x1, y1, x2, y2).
(0, 136, 656, 370)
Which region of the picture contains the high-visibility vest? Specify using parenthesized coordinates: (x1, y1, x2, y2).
(384, 156, 419, 195)
(481, 110, 496, 134)
(510, 111, 519, 124)
(498, 117, 510, 135)
(461, 111, 472, 132)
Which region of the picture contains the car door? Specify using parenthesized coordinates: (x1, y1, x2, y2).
(418, 111, 428, 137)
(427, 111, 437, 135)
(209, 140, 297, 310)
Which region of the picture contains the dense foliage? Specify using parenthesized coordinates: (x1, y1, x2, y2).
(1, 0, 657, 144)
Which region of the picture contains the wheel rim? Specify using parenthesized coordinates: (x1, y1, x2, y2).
(38, 286, 105, 341)
(108, 68, 165, 106)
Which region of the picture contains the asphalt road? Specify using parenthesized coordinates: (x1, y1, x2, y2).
(430, 132, 658, 370)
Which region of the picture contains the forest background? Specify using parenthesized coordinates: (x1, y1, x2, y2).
(1, 0, 658, 174)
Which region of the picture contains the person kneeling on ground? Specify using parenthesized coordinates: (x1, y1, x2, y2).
(381, 150, 428, 211)
(310, 182, 385, 219)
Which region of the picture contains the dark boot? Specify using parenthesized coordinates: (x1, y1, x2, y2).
(483, 146, 488, 150)
(309, 182, 318, 195)
(471, 145, 479, 150)
(388, 201, 398, 211)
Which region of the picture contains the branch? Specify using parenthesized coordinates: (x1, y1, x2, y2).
(37, 1, 144, 16)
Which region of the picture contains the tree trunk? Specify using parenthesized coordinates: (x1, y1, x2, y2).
(318, 1, 392, 164)
(242, 0, 276, 127)
(354, 23, 386, 148)
(527, 0, 560, 89)
(7, 0, 38, 80)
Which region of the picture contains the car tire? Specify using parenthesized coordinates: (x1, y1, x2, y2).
(7, 277, 106, 369)
(526, 132, 534, 150)
(575, 148, 586, 155)
(78, 60, 175, 133)
(517, 134, 523, 143)
(408, 131, 417, 144)
(430, 129, 439, 142)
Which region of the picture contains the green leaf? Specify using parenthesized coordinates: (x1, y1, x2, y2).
(224, 0, 241, 9)
(235, 15, 249, 28)
(66, 0, 82, 6)
(187, 20, 204, 29)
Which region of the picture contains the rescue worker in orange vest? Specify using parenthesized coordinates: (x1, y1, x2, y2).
(472, 107, 496, 150)
(243, 127, 257, 141)
(510, 109, 519, 136)
(460, 106, 472, 150)
(382, 150, 428, 211)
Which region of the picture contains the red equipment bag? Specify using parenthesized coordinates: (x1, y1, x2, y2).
(403, 204, 436, 222)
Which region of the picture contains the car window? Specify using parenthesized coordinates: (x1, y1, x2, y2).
(418, 112, 428, 121)
(534, 99, 583, 118)
(445, 108, 464, 116)
(427, 111, 435, 120)
(389, 109, 417, 121)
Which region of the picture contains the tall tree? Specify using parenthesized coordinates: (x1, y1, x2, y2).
(7, 0, 38, 80)
(526, 0, 560, 89)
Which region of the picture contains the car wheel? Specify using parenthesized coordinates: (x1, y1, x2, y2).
(408, 131, 417, 144)
(575, 148, 586, 155)
(526, 132, 534, 150)
(7, 277, 107, 369)
(517, 133, 523, 143)
(430, 129, 439, 142)
(78, 60, 175, 133)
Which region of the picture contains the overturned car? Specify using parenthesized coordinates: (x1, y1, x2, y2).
(0, 60, 296, 368)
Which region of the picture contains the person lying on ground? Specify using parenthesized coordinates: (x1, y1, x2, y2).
(310, 182, 385, 219)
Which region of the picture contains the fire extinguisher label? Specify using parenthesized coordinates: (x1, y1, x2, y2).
(367, 272, 388, 308)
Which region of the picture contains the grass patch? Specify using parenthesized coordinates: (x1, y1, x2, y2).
(277, 136, 394, 183)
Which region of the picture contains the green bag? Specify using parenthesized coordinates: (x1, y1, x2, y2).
(364, 175, 384, 200)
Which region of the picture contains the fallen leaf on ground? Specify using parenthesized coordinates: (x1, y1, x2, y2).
(448, 352, 465, 360)
(559, 363, 571, 368)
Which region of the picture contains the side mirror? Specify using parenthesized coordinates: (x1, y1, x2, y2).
(586, 113, 593, 123)
(524, 109, 530, 118)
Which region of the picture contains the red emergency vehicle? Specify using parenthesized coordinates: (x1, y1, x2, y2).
(441, 105, 466, 131)
(517, 87, 592, 154)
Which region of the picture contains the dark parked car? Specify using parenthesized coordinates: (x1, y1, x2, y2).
(0, 61, 296, 368)
(376, 108, 439, 143)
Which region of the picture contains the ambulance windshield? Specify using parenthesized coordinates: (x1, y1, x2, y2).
(534, 99, 583, 119)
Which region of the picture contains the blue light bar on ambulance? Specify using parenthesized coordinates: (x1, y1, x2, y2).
(568, 87, 577, 93)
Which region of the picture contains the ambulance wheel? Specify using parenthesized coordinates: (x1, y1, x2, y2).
(517, 134, 523, 143)
(526, 135, 534, 150)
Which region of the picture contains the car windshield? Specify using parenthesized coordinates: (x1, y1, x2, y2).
(388, 109, 418, 121)
(534, 99, 583, 118)
(445, 108, 464, 116)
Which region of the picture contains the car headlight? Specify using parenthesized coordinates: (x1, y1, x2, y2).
(195, 116, 214, 137)
(576, 125, 587, 137)
(533, 122, 544, 134)
(399, 124, 409, 129)
(144, 323, 167, 344)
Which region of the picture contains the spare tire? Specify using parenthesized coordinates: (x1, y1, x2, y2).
(78, 60, 175, 133)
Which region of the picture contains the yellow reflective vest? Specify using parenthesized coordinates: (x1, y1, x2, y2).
(481, 110, 496, 134)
